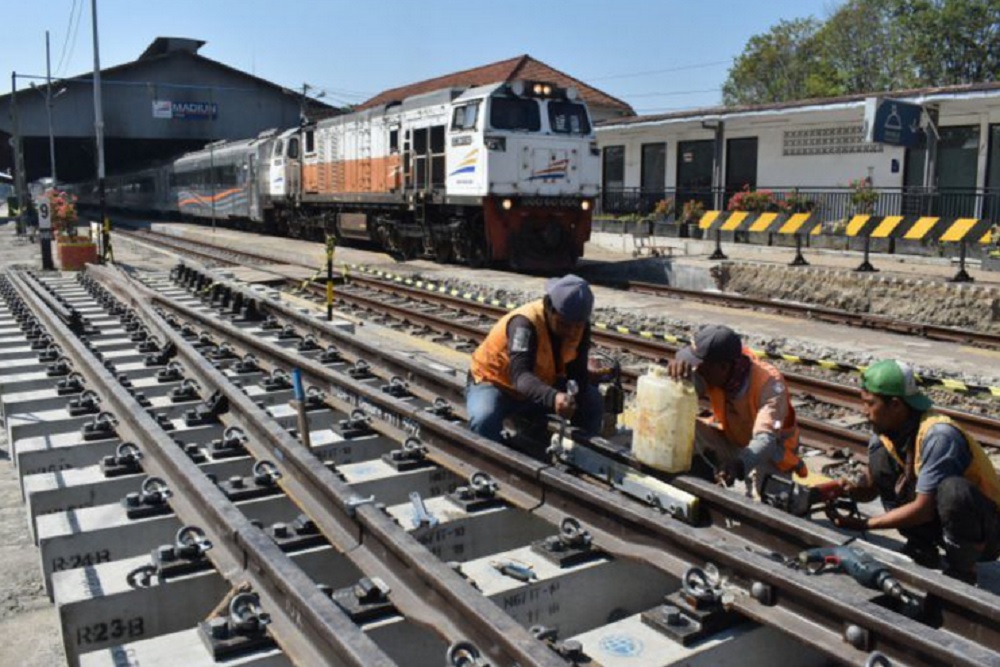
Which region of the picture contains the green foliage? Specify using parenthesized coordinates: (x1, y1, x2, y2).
(849, 178, 878, 214)
(723, 0, 1000, 106)
(681, 199, 706, 222)
(653, 198, 675, 218)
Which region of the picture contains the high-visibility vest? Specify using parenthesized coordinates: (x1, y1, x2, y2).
(470, 300, 583, 397)
(879, 412, 1000, 508)
(705, 352, 805, 476)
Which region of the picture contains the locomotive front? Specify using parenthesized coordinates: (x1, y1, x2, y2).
(446, 82, 600, 271)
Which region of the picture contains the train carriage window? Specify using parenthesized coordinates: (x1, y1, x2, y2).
(305, 130, 315, 154)
(287, 137, 300, 159)
(430, 126, 445, 154)
(389, 129, 399, 153)
(451, 102, 480, 131)
(273, 140, 284, 160)
(490, 98, 541, 132)
(547, 101, 590, 135)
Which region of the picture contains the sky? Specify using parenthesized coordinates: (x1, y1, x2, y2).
(3, 0, 838, 115)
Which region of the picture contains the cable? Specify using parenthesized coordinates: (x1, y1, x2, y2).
(587, 59, 734, 82)
(56, 0, 85, 77)
(618, 87, 722, 99)
(54, 0, 78, 76)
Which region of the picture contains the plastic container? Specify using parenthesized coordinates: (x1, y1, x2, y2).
(632, 365, 697, 472)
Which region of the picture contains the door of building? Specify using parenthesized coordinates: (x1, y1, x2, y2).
(676, 139, 714, 211)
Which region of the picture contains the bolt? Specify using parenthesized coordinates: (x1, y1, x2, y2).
(272, 523, 289, 539)
(845, 624, 869, 650)
(208, 616, 229, 639)
(751, 581, 773, 605)
(229, 476, 244, 489)
(662, 605, 683, 626)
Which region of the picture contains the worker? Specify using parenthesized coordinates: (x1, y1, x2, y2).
(466, 274, 603, 444)
(829, 359, 1000, 584)
(668, 324, 806, 488)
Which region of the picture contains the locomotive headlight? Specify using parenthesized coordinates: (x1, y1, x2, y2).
(484, 136, 506, 151)
(533, 83, 544, 95)
(542, 84, 552, 96)
(581, 200, 591, 211)
(502, 198, 513, 210)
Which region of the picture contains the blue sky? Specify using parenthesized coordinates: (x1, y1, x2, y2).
(4, 0, 836, 114)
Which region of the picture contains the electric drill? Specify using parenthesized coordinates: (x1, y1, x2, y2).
(799, 545, 905, 599)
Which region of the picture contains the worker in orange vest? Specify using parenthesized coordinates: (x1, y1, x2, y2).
(830, 359, 1000, 584)
(467, 275, 603, 445)
(668, 324, 806, 488)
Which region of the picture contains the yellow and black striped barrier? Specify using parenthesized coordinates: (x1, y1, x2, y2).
(339, 262, 1000, 399)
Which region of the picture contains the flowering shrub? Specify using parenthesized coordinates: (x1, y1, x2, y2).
(681, 199, 705, 223)
(783, 191, 816, 214)
(727, 185, 785, 214)
(653, 198, 675, 218)
(849, 178, 878, 214)
(46, 189, 80, 238)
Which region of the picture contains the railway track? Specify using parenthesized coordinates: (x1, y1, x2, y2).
(620, 280, 1000, 352)
(115, 227, 1000, 457)
(6, 262, 1000, 666)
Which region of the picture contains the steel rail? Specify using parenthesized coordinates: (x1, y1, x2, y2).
(339, 274, 1000, 450)
(622, 279, 1000, 351)
(7, 269, 396, 667)
(126, 266, 1000, 667)
(91, 265, 566, 667)
(127, 228, 1000, 451)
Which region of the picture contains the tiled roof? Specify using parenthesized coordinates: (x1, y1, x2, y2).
(356, 55, 634, 115)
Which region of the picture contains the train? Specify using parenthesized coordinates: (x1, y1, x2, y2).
(73, 80, 601, 271)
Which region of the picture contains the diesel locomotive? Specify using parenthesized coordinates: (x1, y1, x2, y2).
(79, 80, 601, 271)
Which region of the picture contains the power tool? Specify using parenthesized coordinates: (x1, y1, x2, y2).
(761, 474, 855, 518)
(799, 545, 921, 617)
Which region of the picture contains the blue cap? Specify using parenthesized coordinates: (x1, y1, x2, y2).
(545, 274, 593, 323)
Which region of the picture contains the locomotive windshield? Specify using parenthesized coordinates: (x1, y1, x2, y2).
(489, 97, 541, 132)
(548, 101, 591, 135)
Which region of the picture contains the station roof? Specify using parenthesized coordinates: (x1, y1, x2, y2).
(598, 81, 1000, 129)
(355, 54, 635, 117)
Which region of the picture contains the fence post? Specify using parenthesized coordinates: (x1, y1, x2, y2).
(789, 234, 809, 266)
(950, 241, 974, 283)
(709, 228, 727, 260)
(855, 235, 879, 273)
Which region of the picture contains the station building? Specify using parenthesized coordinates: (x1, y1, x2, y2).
(0, 37, 335, 185)
(596, 83, 1000, 222)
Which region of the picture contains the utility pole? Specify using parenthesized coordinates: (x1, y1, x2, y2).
(40, 31, 56, 270)
(45, 31, 56, 186)
(9, 72, 26, 235)
(91, 0, 108, 262)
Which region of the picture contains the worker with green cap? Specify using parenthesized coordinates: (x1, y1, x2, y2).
(831, 359, 1000, 584)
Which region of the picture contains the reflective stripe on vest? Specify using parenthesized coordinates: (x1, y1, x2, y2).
(705, 353, 805, 475)
(879, 412, 1000, 508)
(469, 300, 583, 397)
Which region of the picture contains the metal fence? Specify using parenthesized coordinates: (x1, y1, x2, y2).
(599, 186, 1000, 222)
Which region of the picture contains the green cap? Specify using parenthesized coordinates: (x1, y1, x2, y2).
(861, 359, 933, 411)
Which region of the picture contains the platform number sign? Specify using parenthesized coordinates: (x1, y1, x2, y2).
(36, 195, 51, 229)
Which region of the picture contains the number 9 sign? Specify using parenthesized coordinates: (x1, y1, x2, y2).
(36, 196, 52, 230)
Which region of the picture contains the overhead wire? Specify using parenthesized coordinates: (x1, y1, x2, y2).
(587, 59, 734, 82)
(54, 0, 79, 75)
(56, 0, 85, 77)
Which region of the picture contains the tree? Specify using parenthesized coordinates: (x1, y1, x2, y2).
(907, 0, 1000, 85)
(722, 0, 1000, 106)
(814, 0, 919, 93)
(722, 18, 838, 106)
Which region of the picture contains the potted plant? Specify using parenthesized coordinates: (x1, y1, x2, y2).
(50, 190, 98, 270)
(849, 177, 878, 215)
(681, 199, 705, 239)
